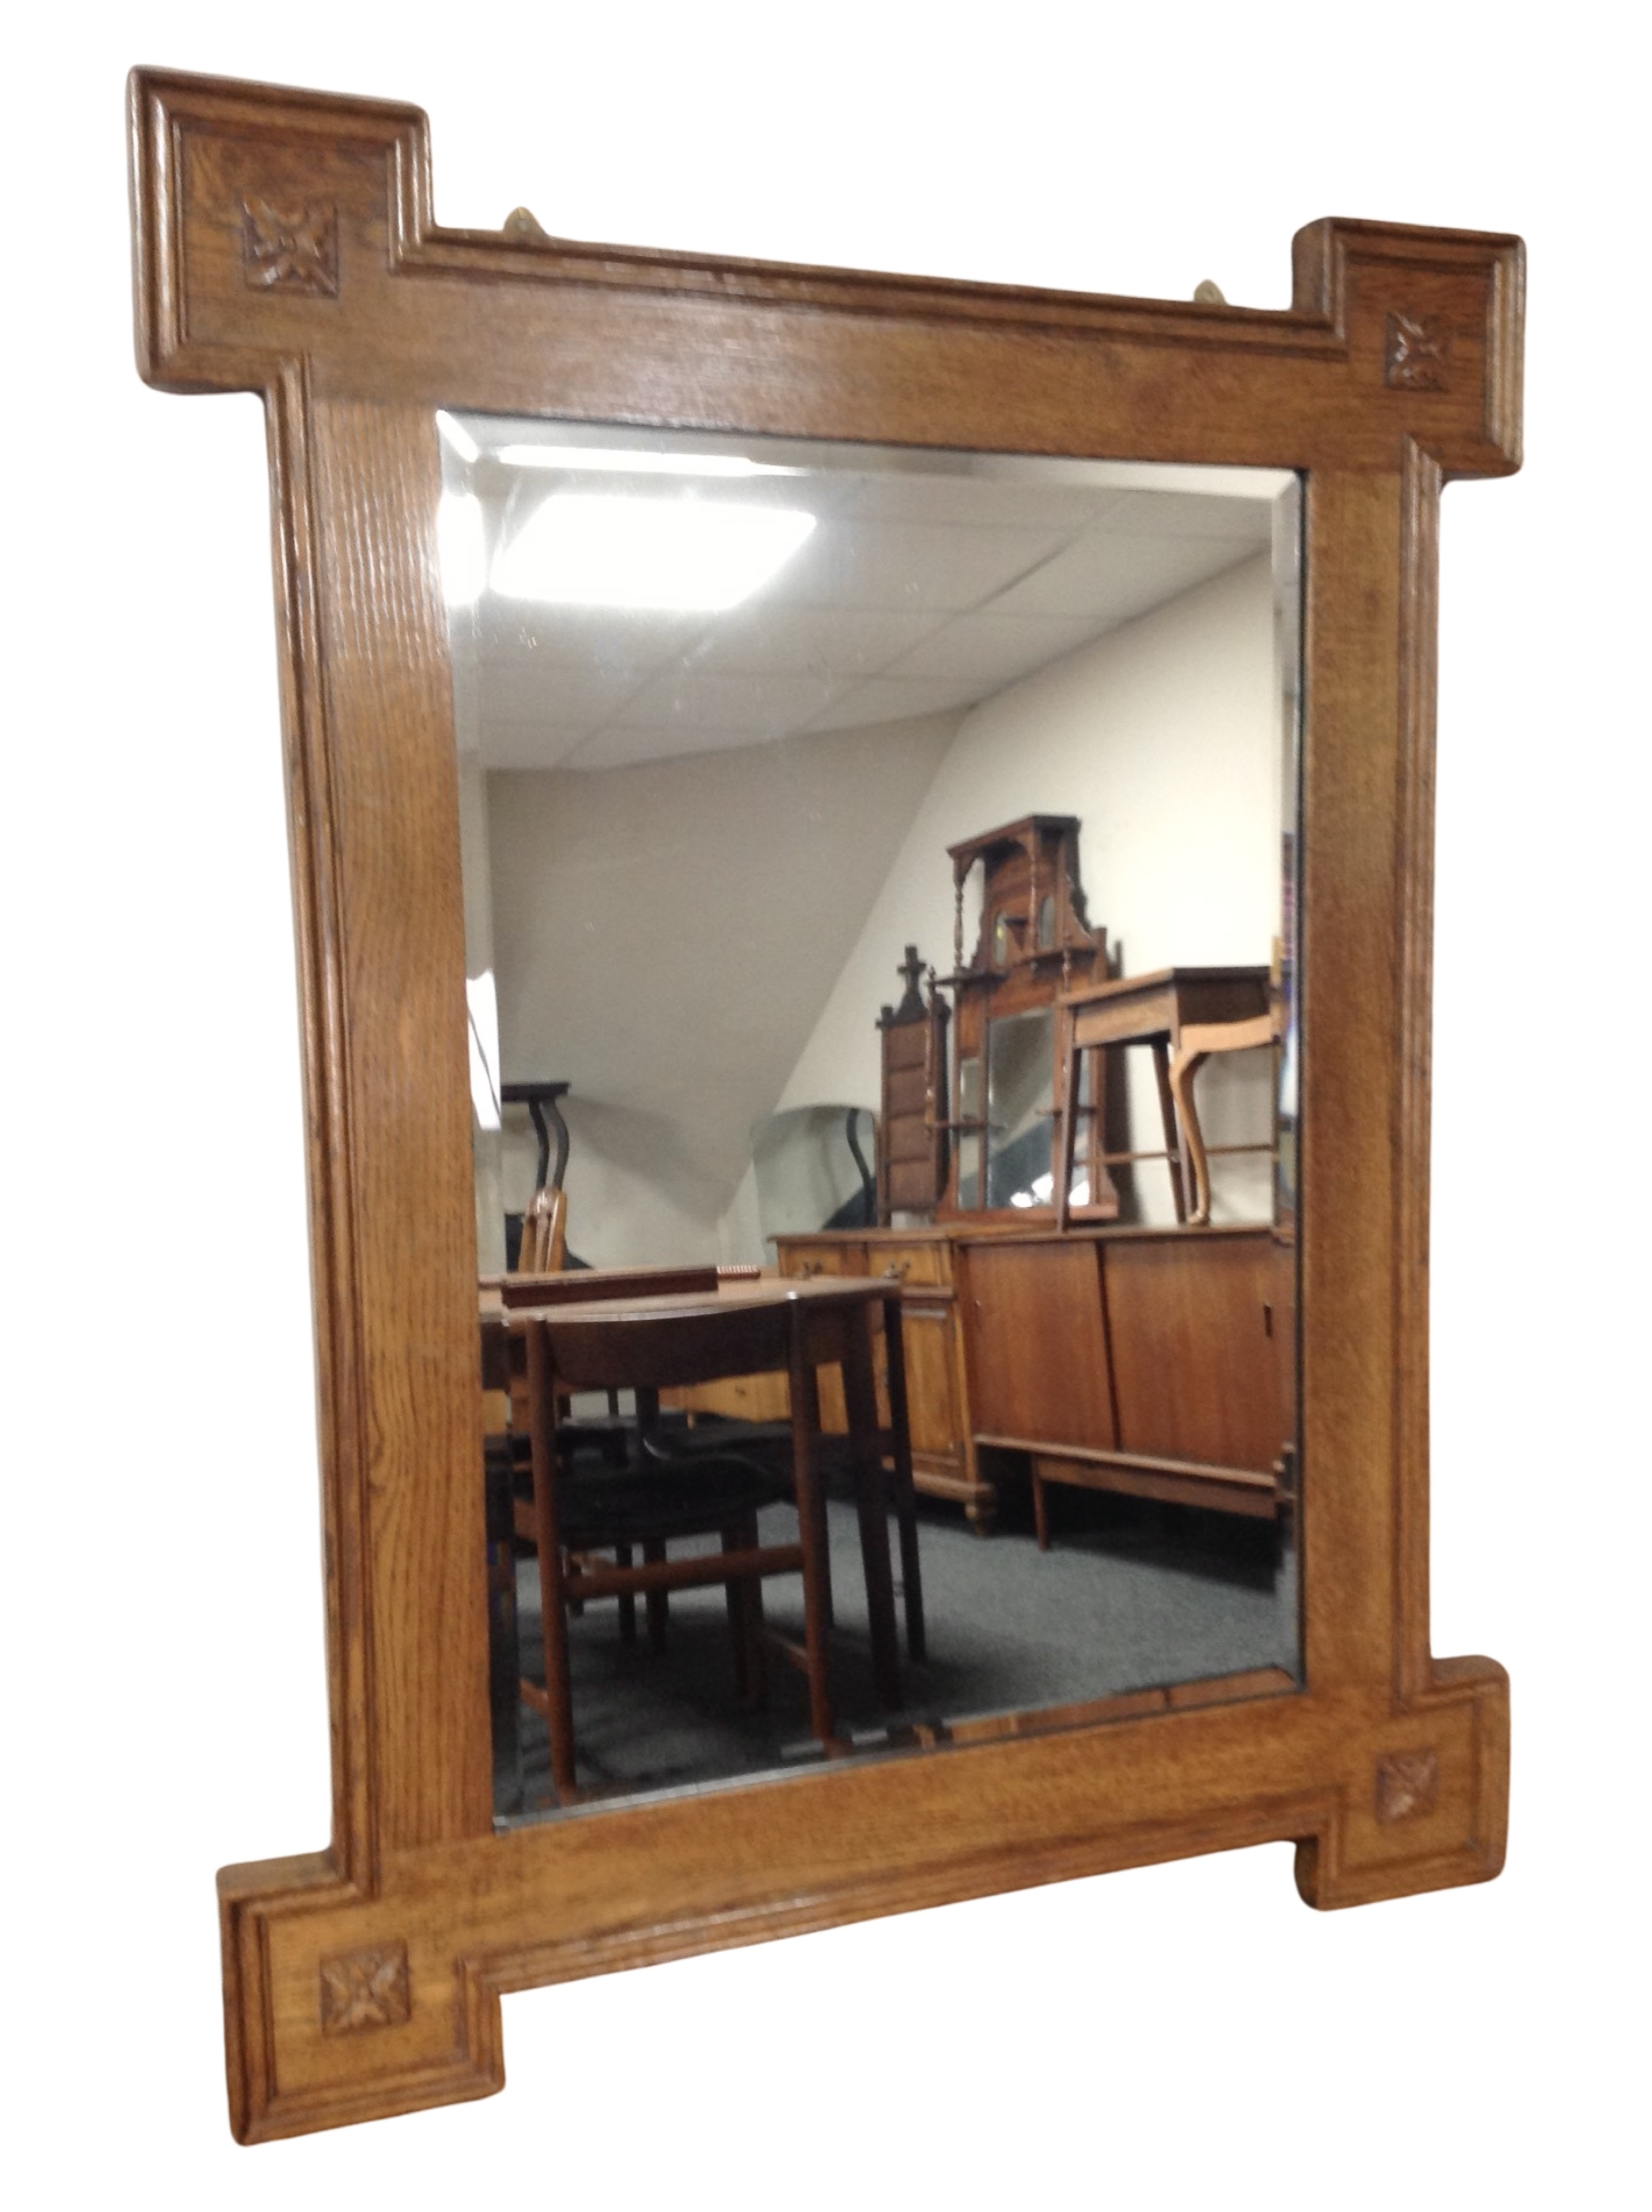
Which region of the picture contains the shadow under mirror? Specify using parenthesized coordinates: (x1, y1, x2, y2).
(444, 412, 1303, 1821)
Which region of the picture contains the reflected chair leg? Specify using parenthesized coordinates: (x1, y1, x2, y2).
(1031, 1460, 1050, 1551)
(843, 1321, 902, 1712)
(879, 1291, 926, 1664)
(787, 1335, 836, 1750)
(642, 1536, 668, 1652)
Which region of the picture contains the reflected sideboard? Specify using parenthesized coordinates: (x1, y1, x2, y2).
(761, 1225, 1295, 1533)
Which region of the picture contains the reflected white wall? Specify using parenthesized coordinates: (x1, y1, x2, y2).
(485, 713, 956, 1265)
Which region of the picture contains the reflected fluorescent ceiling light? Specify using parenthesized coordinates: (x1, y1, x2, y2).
(436, 410, 481, 464)
(496, 445, 800, 477)
(492, 494, 816, 611)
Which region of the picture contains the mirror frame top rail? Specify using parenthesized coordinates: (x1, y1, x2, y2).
(128, 66, 1521, 2143)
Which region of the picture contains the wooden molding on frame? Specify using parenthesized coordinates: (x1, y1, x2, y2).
(128, 67, 1522, 2142)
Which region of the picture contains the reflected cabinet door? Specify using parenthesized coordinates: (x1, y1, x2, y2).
(961, 1239, 1116, 1450)
(1104, 1233, 1293, 1474)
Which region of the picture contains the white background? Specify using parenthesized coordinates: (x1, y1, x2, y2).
(4, 6, 1645, 2205)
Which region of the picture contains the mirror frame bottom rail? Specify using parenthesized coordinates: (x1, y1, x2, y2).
(130, 69, 1521, 2142)
(221, 1664, 1505, 2139)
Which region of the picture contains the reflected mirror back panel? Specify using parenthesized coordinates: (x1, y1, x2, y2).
(441, 413, 1303, 1821)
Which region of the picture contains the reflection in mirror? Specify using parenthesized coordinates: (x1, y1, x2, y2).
(752, 1105, 879, 1248)
(445, 414, 1302, 1819)
(954, 1056, 984, 1211)
(985, 1007, 1054, 1209)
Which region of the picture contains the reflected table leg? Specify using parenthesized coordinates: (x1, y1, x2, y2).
(840, 1317, 903, 1712)
(879, 1289, 926, 1664)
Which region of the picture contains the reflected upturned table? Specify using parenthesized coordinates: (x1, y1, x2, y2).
(1054, 965, 1273, 1228)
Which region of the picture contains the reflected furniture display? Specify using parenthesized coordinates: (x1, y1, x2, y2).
(828, 825, 1293, 1534)
(968, 1227, 1294, 1540)
(480, 1263, 763, 1683)
(506, 1276, 925, 1794)
(518, 1310, 787, 1801)
(777, 1223, 1294, 1533)
(875, 821, 1281, 1236)
(1053, 966, 1275, 1229)
(778, 1228, 983, 1520)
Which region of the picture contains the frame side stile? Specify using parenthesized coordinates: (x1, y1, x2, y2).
(262, 355, 381, 1890)
(308, 393, 494, 1859)
(1295, 461, 1405, 1706)
(1393, 438, 1443, 1709)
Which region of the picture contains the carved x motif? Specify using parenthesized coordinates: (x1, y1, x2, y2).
(241, 196, 339, 296)
(1385, 311, 1449, 391)
(319, 1944, 411, 2033)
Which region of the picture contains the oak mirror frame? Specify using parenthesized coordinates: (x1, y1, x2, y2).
(128, 68, 1520, 2142)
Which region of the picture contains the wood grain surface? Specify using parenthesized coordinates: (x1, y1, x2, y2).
(129, 66, 1520, 2142)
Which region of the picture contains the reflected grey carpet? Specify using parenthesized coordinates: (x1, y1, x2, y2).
(499, 1482, 1297, 1818)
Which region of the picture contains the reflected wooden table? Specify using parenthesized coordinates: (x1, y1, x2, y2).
(482, 1274, 924, 1745)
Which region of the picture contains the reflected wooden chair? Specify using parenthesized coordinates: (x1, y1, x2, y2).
(483, 1264, 739, 1656)
(514, 1293, 886, 1802)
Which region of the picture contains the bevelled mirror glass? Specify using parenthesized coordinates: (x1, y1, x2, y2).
(446, 415, 1303, 1817)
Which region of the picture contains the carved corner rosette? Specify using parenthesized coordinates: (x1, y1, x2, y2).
(1374, 1748, 1441, 1824)
(1295, 1660, 1508, 1909)
(319, 1942, 412, 2033)
(220, 1873, 506, 2139)
(1385, 310, 1450, 391)
(241, 195, 339, 296)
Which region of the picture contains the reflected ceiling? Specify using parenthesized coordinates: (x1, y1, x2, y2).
(442, 416, 1291, 772)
